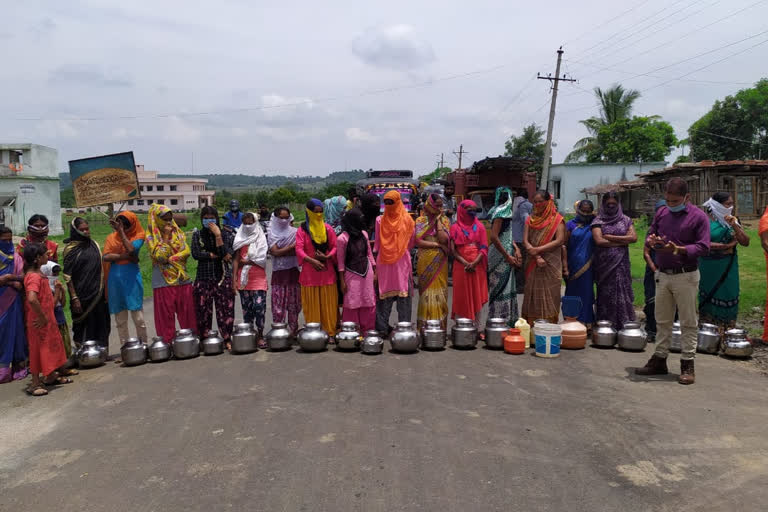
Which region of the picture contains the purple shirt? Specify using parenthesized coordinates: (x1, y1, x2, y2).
(647, 204, 710, 270)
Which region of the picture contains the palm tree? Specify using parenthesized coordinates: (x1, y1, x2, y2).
(566, 84, 641, 162)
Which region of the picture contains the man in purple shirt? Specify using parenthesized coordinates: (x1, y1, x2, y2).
(636, 177, 710, 385)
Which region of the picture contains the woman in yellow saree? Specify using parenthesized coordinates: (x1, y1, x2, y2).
(415, 194, 451, 330)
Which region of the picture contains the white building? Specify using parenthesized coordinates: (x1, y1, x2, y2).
(114, 165, 215, 212)
(0, 143, 62, 235)
(547, 162, 666, 214)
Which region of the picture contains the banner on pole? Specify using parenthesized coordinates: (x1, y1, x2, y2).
(69, 151, 140, 207)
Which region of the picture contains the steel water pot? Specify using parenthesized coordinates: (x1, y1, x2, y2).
(120, 338, 148, 366)
(148, 337, 172, 362)
(670, 322, 683, 353)
(697, 323, 720, 354)
(202, 330, 225, 356)
(452, 318, 478, 349)
(484, 318, 508, 350)
(77, 340, 107, 368)
(723, 328, 752, 358)
(390, 322, 420, 353)
(362, 330, 384, 355)
(173, 329, 201, 359)
(592, 321, 617, 348)
(297, 323, 329, 352)
(421, 320, 446, 350)
(336, 322, 362, 351)
(265, 322, 292, 351)
(617, 322, 647, 351)
(231, 323, 257, 354)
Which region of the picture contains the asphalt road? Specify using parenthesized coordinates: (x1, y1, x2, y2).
(2, 292, 768, 511)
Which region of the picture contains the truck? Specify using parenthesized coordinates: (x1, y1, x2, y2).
(442, 156, 538, 220)
(355, 170, 422, 217)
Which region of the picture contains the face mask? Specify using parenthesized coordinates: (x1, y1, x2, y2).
(604, 205, 618, 215)
(466, 209, 477, 219)
(534, 204, 546, 215)
(577, 214, 594, 224)
(202, 218, 217, 229)
(28, 224, 49, 238)
(668, 203, 686, 213)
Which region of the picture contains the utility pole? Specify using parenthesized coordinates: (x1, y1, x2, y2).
(453, 145, 467, 170)
(538, 47, 576, 191)
(437, 153, 445, 169)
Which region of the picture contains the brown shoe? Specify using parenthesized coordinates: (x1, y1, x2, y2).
(678, 359, 695, 385)
(635, 355, 669, 375)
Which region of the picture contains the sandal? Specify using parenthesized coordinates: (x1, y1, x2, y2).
(43, 376, 73, 385)
(60, 368, 79, 376)
(328, 337, 336, 345)
(26, 384, 48, 397)
(257, 339, 268, 349)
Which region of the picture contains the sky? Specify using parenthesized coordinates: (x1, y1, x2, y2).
(2, 0, 767, 176)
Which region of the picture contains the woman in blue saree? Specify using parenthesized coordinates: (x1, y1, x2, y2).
(0, 226, 28, 383)
(563, 200, 595, 328)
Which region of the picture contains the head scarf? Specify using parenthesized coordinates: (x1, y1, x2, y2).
(146, 204, 189, 285)
(104, 211, 146, 261)
(451, 200, 487, 253)
(379, 190, 415, 264)
(27, 221, 49, 243)
(62, 218, 104, 322)
(303, 199, 329, 251)
(233, 215, 268, 287)
(489, 187, 514, 221)
(267, 211, 296, 249)
(527, 197, 559, 231)
(574, 199, 595, 226)
(703, 197, 733, 229)
(361, 193, 381, 230)
(592, 193, 624, 227)
(324, 196, 347, 228)
(341, 207, 369, 277)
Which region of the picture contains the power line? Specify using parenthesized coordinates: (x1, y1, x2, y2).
(575, 0, 721, 72)
(564, 0, 654, 48)
(572, 0, 707, 68)
(572, 0, 767, 79)
(565, 60, 756, 86)
(12, 64, 508, 122)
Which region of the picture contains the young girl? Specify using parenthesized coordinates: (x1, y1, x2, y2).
(232, 213, 269, 348)
(336, 208, 376, 332)
(23, 243, 71, 397)
(41, 262, 77, 374)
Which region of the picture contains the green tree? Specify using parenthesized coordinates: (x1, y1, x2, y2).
(689, 79, 768, 160)
(270, 187, 296, 206)
(566, 84, 641, 162)
(60, 188, 75, 208)
(595, 116, 677, 163)
(420, 166, 453, 183)
(504, 123, 545, 180)
(320, 181, 355, 199)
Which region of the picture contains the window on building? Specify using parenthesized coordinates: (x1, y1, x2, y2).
(170, 185, 177, 191)
(137, 200, 144, 205)
(158, 199, 165, 205)
(10, 150, 23, 164)
(139, 186, 144, 192)
(170, 199, 178, 206)
(128, 200, 134, 206)
(553, 180, 561, 200)
(156, 185, 164, 191)
(146, 185, 153, 192)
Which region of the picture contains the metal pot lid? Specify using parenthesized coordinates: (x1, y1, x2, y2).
(176, 329, 193, 336)
(622, 322, 641, 329)
(341, 322, 359, 330)
(270, 323, 288, 329)
(487, 318, 507, 326)
(305, 322, 322, 329)
(725, 328, 747, 335)
(700, 323, 718, 331)
(205, 329, 219, 337)
(234, 323, 252, 331)
(596, 320, 613, 327)
(456, 318, 474, 327)
(83, 340, 99, 347)
(364, 330, 381, 337)
(396, 321, 414, 329)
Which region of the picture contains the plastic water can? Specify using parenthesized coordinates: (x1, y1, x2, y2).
(534, 323, 562, 358)
(514, 318, 531, 348)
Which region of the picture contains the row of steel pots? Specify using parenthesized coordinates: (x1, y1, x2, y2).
(592, 321, 647, 351)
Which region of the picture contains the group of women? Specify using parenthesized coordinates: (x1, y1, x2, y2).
(0, 185, 753, 395)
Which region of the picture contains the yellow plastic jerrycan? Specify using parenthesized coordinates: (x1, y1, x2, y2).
(514, 318, 531, 348)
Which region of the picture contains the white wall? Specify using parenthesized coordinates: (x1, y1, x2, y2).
(549, 162, 666, 213)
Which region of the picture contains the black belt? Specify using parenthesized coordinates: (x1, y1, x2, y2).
(659, 265, 698, 275)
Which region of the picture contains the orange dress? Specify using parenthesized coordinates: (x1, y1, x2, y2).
(24, 272, 66, 376)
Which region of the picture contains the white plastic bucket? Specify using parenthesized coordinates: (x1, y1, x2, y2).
(534, 323, 562, 358)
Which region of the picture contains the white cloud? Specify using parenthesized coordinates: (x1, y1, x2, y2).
(351, 24, 435, 71)
(163, 116, 200, 143)
(345, 127, 378, 142)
